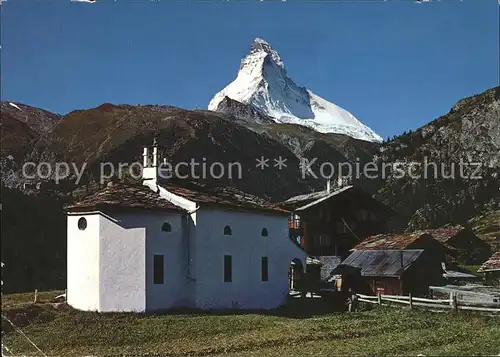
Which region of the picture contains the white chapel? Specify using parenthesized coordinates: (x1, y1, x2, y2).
(66, 144, 305, 312)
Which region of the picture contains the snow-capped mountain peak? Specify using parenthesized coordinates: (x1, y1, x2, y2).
(208, 38, 383, 143)
(248, 38, 285, 70)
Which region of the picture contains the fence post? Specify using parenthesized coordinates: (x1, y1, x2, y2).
(378, 294, 382, 306)
(450, 291, 457, 312)
(409, 293, 413, 309)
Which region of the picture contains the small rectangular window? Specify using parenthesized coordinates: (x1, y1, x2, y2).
(224, 255, 232, 282)
(153, 255, 164, 284)
(261, 257, 268, 282)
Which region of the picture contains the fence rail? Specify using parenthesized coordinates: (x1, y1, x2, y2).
(357, 292, 500, 314)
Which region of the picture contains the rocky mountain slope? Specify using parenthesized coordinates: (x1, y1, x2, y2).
(469, 210, 500, 253)
(208, 38, 382, 143)
(1, 101, 60, 159)
(7, 103, 317, 201)
(374, 87, 500, 231)
(211, 96, 378, 165)
(210, 96, 275, 125)
(1, 86, 499, 222)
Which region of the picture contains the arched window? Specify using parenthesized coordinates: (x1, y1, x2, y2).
(261, 228, 268, 237)
(224, 225, 232, 236)
(161, 222, 172, 233)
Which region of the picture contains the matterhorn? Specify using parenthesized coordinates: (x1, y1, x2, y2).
(208, 38, 382, 143)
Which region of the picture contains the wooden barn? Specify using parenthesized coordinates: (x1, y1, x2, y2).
(423, 226, 491, 264)
(281, 183, 392, 259)
(336, 249, 444, 296)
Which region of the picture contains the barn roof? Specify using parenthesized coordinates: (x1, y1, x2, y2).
(478, 251, 500, 273)
(421, 226, 465, 243)
(66, 182, 186, 213)
(352, 232, 432, 250)
(316, 256, 342, 282)
(339, 249, 424, 278)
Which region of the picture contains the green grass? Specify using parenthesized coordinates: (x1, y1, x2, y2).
(2, 291, 500, 356)
(459, 265, 483, 276)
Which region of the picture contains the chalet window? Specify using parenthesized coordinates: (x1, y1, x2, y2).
(294, 215, 301, 229)
(224, 255, 232, 282)
(161, 222, 172, 233)
(261, 257, 269, 281)
(78, 217, 87, 231)
(153, 255, 164, 284)
(288, 215, 302, 230)
(261, 228, 268, 237)
(224, 225, 232, 236)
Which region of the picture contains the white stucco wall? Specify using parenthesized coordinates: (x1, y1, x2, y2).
(121, 212, 189, 311)
(194, 208, 305, 310)
(98, 214, 147, 312)
(68, 209, 192, 312)
(67, 214, 100, 311)
(67, 206, 304, 312)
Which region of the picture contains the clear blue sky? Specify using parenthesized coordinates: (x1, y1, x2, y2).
(1, 0, 498, 139)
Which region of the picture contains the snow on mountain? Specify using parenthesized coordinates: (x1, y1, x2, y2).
(208, 38, 383, 143)
(9, 103, 21, 111)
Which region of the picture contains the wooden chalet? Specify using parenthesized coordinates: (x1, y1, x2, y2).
(281, 183, 392, 259)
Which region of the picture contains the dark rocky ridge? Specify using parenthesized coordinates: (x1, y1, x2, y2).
(211, 96, 275, 124)
(1, 101, 60, 159)
(373, 87, 500, 231)
(6, 103, 318, 201)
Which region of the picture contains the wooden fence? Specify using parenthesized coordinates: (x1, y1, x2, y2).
(357, 292, 500, 314)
